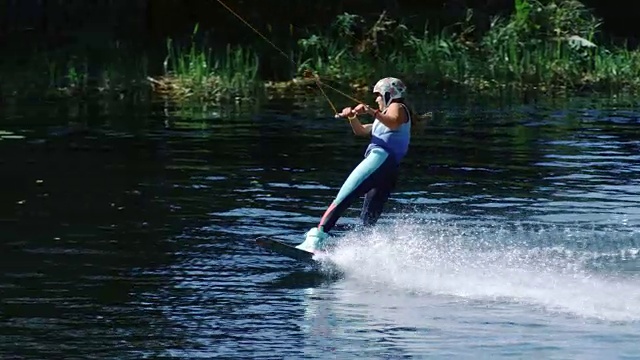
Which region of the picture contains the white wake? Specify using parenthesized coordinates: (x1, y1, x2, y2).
(318, 219, 640, 322)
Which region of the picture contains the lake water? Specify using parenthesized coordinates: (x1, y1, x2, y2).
(1, 92, 639, 359)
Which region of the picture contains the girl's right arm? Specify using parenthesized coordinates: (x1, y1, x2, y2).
(338, 106, 371, 137)
(348, 116, 372, 137)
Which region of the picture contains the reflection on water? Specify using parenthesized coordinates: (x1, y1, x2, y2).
(1, 94, 640, 359)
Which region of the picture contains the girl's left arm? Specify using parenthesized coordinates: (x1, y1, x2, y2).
(365, 104, 406, 130)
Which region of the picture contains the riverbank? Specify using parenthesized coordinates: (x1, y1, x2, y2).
(2, 0, 640, 107)
(151, 0, 640, 104)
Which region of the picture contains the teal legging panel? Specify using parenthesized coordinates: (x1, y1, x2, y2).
(318, 147, 399, 232)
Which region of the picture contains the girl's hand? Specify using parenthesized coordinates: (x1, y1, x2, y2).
(338, 107, 355, 118)
(353, 104, 372, 115)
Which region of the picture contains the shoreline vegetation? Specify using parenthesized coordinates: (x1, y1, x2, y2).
(3, 0, 640, 107)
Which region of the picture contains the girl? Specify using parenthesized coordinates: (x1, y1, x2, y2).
(296, 77, 415, 253)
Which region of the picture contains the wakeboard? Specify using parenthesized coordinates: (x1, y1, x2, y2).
(254, 236, 319, 264)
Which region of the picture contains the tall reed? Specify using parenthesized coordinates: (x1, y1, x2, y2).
(293, 0, 640, 95)
(162, 24, 260, 102)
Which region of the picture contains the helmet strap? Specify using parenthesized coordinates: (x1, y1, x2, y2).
(384, 92, 392, 108)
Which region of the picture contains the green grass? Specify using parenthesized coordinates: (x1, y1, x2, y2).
(0, 40, 150, 101)
(3, 0, 640, 107)
(289, 0, 640, 96)
(156, 24, 261, 104)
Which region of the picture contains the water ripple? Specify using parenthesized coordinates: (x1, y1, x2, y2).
(2, 97, 640, 359)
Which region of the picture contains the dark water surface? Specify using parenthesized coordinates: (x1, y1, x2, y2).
(1, 93, 640, 359)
